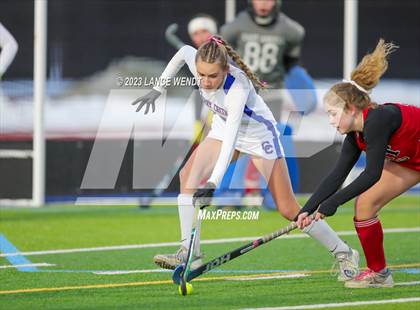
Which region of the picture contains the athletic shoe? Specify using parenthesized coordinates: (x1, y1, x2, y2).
(153, 246, 203, 270)
(345, 268, 394, 288)
(334, 248, 360, 281)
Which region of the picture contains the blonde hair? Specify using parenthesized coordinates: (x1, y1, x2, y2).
(196, 36, 266, 89)
(325, 39, 398, 110)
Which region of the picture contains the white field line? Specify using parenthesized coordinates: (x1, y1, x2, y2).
(225, 274, 308, 281)
(93, 269, 170, 275)
(241, 297, 420, 310)
(1, 227, 419, 258)
(93, 271, 309, 278)
(395, 280, 420, 286)
(0, 263, 55, 269)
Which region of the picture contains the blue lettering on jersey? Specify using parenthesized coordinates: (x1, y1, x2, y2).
(202, 99, 227, 119)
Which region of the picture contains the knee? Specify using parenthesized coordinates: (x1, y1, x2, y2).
(354, 195, 383, 220)
(179, 166, 190, 188)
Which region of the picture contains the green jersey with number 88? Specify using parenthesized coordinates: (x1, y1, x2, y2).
(221, 11, 304, 88)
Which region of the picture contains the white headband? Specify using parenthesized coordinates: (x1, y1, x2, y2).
(342, 79, 371, 94)
(188, 17, 217, 36)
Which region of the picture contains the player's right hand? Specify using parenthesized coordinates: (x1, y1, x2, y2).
(132, 89, 161, 114)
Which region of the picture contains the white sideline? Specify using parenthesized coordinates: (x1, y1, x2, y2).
(241, 297, 420, 310)
(226, 274, 308, 281)
(396, 281, 420, 286)
(1, 227, 419, 258)
(0, 263, 55, 269)
(94, 269, 169, 275)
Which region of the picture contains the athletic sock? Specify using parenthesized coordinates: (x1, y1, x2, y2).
(303, 220, 350, 255)
(178, 194, 194, 249)
(354, 217, 386, 272)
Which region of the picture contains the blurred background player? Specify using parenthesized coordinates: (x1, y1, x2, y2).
(297, 39, 420, 288)
(220, 0, 317, 206)
(221, 0, 316, 119)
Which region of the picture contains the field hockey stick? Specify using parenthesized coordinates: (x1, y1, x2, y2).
(173, 214, 316, 284)
(179, 200, 210, 295)
(165, 23, 185, 50)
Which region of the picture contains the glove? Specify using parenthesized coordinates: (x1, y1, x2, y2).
(193, 182, 216, 208)
(132, 89, 161, 114)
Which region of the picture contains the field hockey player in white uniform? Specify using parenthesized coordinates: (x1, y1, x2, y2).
(132, 36, 359, 281)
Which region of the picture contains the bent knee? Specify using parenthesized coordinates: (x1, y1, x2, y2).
(179, 166, 191, 185)
(354, 195, 384, 220)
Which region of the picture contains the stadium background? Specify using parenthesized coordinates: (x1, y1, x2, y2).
(0, 0, 419, 202)
(2, 0, 419, 79)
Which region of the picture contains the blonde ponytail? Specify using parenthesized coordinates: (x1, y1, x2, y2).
(351, 39, 399, 92)
(325, 39, 398, 110)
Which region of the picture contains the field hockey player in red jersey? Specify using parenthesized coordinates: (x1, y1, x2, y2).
(297, 39, 420, 288)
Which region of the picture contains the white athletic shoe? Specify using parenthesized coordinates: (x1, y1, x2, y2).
(153, 246, 203, 270)
(345, 268, 394, 288)
(333, 248, 360, 281)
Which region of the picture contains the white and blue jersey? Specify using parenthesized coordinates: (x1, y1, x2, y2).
(153, 45, 284, 186)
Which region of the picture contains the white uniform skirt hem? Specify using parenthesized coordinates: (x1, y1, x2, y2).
(207, 115, 284, 160)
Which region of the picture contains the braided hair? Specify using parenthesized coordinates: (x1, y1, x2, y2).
(195, 35, 266, 89)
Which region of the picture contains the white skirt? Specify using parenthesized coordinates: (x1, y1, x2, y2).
(207, 114, 284, 160)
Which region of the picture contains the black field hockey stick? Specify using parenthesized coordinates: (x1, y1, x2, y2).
(173, 214, 316, 284)
(178, 200, 210, 295)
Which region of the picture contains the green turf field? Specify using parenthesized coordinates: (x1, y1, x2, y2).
(0, 195, 419, 309)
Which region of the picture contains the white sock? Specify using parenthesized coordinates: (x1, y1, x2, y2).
(178, 194, 194, 249)
(303, 220, 350, 255)
(178, 194, 201, 256)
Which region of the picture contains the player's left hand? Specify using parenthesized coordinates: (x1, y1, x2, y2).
(132, 89, 161, 114)
(193, 182, 216, 209)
